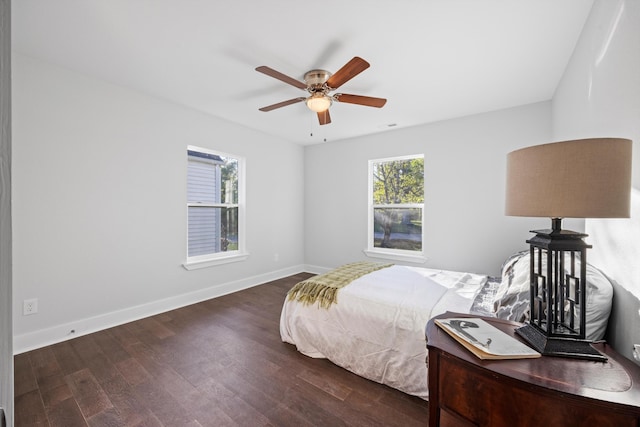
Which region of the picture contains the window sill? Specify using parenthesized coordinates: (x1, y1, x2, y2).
(183, 252, 249, 270)
(363, 249, 428, 264)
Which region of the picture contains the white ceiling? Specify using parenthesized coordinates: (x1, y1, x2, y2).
(11, 1, 594, 145)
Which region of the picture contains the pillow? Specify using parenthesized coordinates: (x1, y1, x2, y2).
(493, 250, 531, 323)
(469, 275, 502, 317)
(492, 250, 613, 341)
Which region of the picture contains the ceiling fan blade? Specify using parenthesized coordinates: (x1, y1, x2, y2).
(259, 97, 306, 112)
(255, 66, 307, 90)
(326, 57, 370, 89)
(334, 93, 387, 108)
(317, 109, 331, 125)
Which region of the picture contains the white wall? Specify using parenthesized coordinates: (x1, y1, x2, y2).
(12, 54, 305, 353)
(552, 0, 640, 362)
(304, 102, 556, 276)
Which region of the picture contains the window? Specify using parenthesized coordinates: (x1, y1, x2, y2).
(366, 154, 425, 262)
(184, 146, 246, 269)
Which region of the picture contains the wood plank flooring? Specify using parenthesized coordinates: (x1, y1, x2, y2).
(14, 273, 429, 426)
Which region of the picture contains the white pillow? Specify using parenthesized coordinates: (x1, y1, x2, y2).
(493, 251, 613, 341)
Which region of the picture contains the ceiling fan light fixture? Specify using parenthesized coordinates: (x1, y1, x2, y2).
(306, 93, 332, 112)
(256, 58, 386, 125)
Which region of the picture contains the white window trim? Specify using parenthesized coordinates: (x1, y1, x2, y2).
(365, 154, 427, 263)
(183, 252, 249, 270)
(183, 145, 248, 270)
(363, 248, 428, 264)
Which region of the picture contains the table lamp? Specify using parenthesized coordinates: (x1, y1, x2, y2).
(505, 137, 632, 361)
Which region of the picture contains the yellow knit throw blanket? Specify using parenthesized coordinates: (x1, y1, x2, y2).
(287, 261, 393, 308)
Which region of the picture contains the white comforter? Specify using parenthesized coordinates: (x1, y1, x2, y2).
(280, 265, 488, 399)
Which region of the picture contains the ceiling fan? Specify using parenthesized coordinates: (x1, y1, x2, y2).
(255, 56, 387, 125)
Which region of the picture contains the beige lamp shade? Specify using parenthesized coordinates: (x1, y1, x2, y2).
(505, 138, 632, 218)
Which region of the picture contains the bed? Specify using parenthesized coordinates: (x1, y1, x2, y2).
(279, 252, 615, 399)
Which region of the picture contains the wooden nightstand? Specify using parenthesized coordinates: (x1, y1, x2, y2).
(426, 312, 640, 427)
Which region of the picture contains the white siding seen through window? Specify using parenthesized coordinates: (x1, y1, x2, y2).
(185, 146, 246, 269)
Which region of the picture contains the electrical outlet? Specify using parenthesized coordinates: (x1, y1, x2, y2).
(633, 344, 640, 363)
(23, 298, 38, 315)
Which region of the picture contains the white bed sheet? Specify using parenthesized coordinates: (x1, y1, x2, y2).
(279, 265, 488, 399)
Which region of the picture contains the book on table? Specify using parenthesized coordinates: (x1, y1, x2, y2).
(435, 317, 541, 360)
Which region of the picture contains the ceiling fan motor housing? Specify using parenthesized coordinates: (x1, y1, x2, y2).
(304, 69, 332, 92)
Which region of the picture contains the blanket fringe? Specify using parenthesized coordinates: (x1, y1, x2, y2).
(287, 282, 339, 308)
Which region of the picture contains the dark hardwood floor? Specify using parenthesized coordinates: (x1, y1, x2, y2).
(14, 273, 429, 426)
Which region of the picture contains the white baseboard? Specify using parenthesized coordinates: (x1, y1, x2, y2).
(302, 264, 331, 274)
(13, 264, 307, 355)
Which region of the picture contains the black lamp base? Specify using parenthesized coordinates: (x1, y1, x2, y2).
(516, 324, 607, 362)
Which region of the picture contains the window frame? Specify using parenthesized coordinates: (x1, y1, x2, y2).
(364, 154, 427, 263)
(183, 145, 248, 270)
